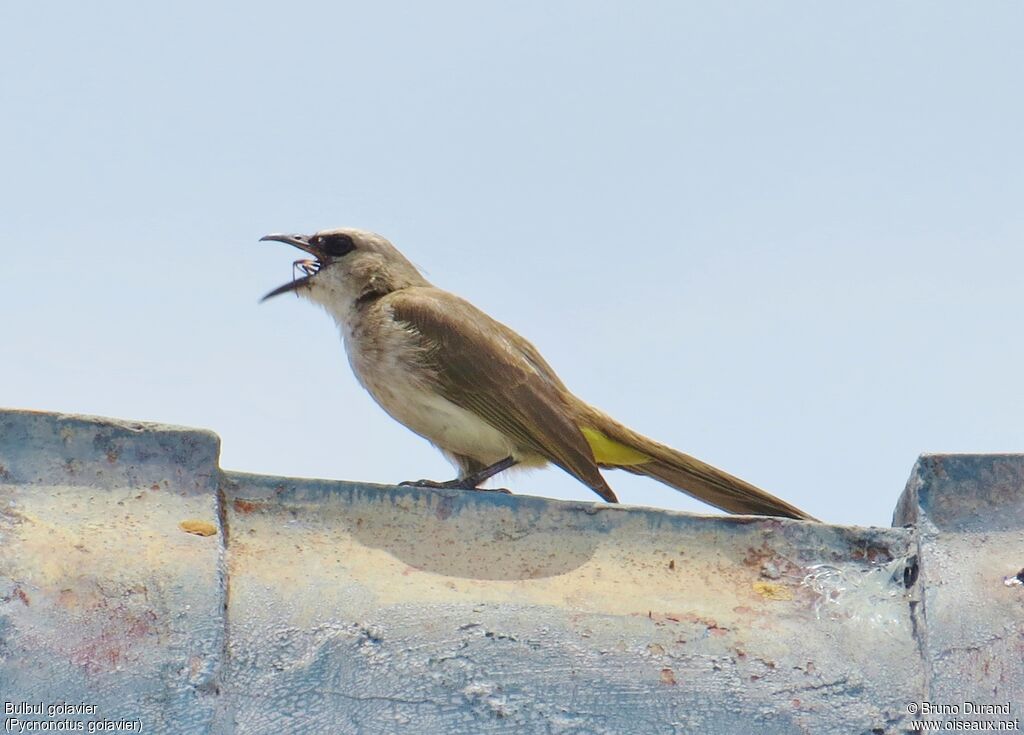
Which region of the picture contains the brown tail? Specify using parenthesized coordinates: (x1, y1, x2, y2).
(578, 406, 817, 521)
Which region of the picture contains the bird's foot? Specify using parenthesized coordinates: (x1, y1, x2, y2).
(399, 478, 463, 490)
(398, 478, 512, 494)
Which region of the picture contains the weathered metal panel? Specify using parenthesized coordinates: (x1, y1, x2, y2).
(218, 473, 919, 734)
(16, 410, 1024, 733)
(0, 410, 225, 734)
(894, 454, 1024, 724)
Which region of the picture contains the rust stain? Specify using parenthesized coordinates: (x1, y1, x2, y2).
(68, 606, 159, 674)
(668, 559, 675, 571)
(179, 519, 218, 537)
(850, 544, 894, 564)
(105, 449, 119, 464)
(14, 587, 30, 606)
(744, 544, 774, 566)
(644, 611, 731, 637)
(150, 483, 160, 492)
(660, 668, 677, 685)
(232, 498, 262, 514)
(744, 543, 802, 578)
(645, 611, 682, 625)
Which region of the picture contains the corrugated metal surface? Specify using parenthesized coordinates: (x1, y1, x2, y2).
(2, 409, 1021, 733)
(894, 454, 1024, 718)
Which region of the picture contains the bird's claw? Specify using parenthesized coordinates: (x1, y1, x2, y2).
(399, 478, 456, 489)
(398, 479, 512, 495)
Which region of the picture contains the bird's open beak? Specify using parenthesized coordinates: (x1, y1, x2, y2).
(259, 233, 324, 258)
(260, 233, 324, 302)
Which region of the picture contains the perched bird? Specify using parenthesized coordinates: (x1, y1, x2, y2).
(260, 228, 816, 520)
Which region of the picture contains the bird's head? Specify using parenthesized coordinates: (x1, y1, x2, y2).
(260, 228, 428, 311)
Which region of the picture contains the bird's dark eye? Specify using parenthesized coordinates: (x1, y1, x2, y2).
(316, 233, 356, 257)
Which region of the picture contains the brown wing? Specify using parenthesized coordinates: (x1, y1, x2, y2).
(388, 288, 617, 502)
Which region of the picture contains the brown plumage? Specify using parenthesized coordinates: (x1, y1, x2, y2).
(261, 227, 817, 521)
(389, 289, 815, 520)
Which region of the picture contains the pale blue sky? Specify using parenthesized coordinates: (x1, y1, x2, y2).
(3, 2, 1022, 526)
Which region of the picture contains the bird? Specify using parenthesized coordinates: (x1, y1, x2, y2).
(259, 228, 816, 521)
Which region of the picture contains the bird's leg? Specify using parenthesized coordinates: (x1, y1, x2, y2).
(460, 456, 518, 490)
(400, 456, 518, 494)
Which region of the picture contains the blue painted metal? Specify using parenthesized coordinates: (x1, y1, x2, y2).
(1, 409, 1021, 733)
(894, 454, 1024, 721)
(0, 410, 226, 732)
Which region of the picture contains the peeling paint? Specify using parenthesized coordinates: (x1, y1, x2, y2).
(3, 410, 1021, 733)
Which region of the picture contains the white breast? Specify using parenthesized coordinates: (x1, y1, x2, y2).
(337, 304, 519, 467)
